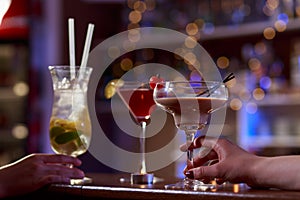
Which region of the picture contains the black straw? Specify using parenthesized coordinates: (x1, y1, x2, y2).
(197, 72, 235, 97)
(223, 72, 235, 84)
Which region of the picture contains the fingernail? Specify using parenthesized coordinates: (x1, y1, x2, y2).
(78, 170, 85, 178)
(179, 144, 188, 152)
(185, 170, 194, 179)
(74, 158, 82, 166)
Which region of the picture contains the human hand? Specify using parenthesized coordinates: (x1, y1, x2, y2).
(182, 136, 259, 185)
(0, 153, 84, 198)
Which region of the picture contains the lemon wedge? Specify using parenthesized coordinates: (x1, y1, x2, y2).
(104, 79, 124, 99)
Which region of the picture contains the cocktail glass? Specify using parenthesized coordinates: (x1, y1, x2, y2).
(116, 81, 156, 184)
(153, 81, 228, 190)
(48, 65, 93, 185)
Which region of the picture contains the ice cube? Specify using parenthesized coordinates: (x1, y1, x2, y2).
(59, 77, 71, 89)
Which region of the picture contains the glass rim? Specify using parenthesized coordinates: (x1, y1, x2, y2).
(116, 80, 150, 89)
(48, 65, 93, 70)
(156, 80, 224, 86)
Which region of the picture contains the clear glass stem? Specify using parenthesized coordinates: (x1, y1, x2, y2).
(185, 131, 195, 170)
(140, 121, 147, 174)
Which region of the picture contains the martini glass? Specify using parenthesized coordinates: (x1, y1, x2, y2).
(153, 81, 228, 190)
(116, 81, 156, 184)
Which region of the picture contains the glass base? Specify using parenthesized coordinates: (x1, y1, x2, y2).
(119, 174, 164, 184)
(165, 178, 216, 191)
(70, 176, 93, 185)
(131, 173, 154, 184)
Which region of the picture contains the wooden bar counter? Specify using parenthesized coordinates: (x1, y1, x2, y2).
(27, 173, 300, 200)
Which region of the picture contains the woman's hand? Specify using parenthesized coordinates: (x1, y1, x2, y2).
(184, 136, 300, 190)
(0, 153, 85, 198)
(183, 136, 259, 186)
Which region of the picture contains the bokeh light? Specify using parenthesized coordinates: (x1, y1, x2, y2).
(184, 36, 198, 49)
(186, 23, 199, 36)
(248, 58, 261, 71)
(128, 29, 141, 42)
(277, 13, 289, 24)
(203, 22, 215, 34)
(13, 82, 29, 97)
(127, 0, 136, 9)
(225, 77, 236, 88)
(263, 27, 276, 40)
(216, 56, 230, 69)
(189, 69, 203, 81)
(123, 40, 136, 52)
(274, 20, 287, 32)
(133, 1, 147, 13)
(129, 10, 142, 23)
(174, 48, 185, 60)
(194, 18, 205, 30)
(108, 46, 120, 59)
(254, 42, 267, 55)
(120, 58, 133, 71)
(230, 98, 243, 111)
(183, 52, 197, 65)
(260, 76, 272, 90)
(253, 88, 265, 100)
(246, 102, 258, 114)
(239, 88, 252, 101)
(266, 0, 279, 10)
(12, 124, 28, 139)
(263, 5, 275, 16)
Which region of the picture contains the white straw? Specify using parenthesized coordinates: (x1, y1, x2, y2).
(80, 23, 94, 77)
(68, 18, 76, 80)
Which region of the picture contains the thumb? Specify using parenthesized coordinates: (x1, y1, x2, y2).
(179, 143, 188, 152)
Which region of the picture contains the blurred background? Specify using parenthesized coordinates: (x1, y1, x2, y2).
(1, 0, 300, 177)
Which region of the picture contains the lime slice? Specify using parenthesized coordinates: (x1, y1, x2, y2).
(49, 126, 65, 139)
(104, 79, 124, 99)
(54, 131, 80, 144)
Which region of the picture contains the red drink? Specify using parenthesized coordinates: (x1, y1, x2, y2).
(118, 88, 156, 124)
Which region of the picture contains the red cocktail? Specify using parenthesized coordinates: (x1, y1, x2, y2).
(117, 87, 156, 124)
(116, 81, 156, 182)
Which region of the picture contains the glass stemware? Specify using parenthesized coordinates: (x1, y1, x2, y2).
(116, 81, 156, 184)
(153, 81, 228, 190)
(48, 65, 93, 185)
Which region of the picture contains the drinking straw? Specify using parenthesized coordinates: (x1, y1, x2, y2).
(197, 72, 235, 97)
(79, 23, 94, 79)
(68, 18, 76, 80)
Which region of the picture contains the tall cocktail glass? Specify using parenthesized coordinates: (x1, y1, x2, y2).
(48, 65, 93, 185)
(153, 81, 228, 190)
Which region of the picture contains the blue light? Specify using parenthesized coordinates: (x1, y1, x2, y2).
(190, 70, 203, 81)
(203, 22, 215, 34)
(260, 76, 272, 90)
(277, 13, 289, 24)
(232, 9, 245, 24)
